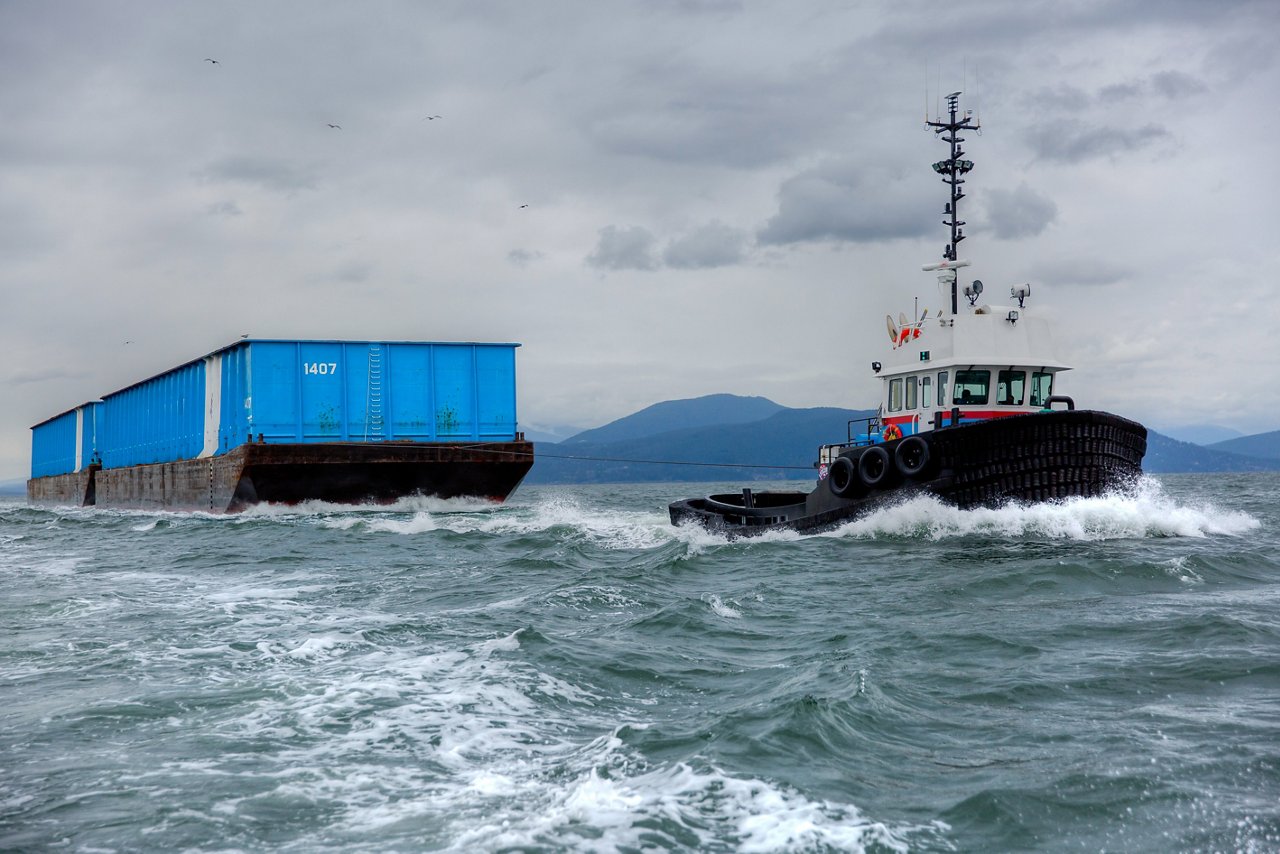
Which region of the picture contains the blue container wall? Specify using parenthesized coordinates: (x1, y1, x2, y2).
(33, 341, 520, 474)
(244, 341, 518, 444)
(99, 360, 206, 468)
(30, 410, 79, 478)
(79, 402, 101, 468)
(219, 345, 251, 453)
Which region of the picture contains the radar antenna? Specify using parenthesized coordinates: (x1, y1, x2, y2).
(926, 91, 979, 315)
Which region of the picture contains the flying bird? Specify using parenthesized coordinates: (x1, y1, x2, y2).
(204, 58, 219, 64)
(519, 204, 529, 208)
(423, 115, 442, 120)
(327, 123, 341, 129)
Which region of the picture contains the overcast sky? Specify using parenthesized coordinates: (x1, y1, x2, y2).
(3, 0, 1278, 478)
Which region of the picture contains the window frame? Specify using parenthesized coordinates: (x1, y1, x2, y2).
(997, 369, 1026, 406)
(952, 369, 991, 406)
(888, 377, 903, 412)
(1029, 371, 1054, 407)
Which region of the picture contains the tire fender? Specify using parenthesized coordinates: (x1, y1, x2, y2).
(894, 435, 933, 479)
(857, 445, 893, 489)
(828, 455, 862, 498)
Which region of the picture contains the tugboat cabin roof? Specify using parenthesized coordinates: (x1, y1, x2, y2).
(877, 304, 1071, 377)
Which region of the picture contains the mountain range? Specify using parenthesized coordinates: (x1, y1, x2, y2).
(524, 394, 1280, 484)
(3, 397, 1275, 494)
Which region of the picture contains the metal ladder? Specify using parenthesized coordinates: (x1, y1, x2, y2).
(364, 345, 384, 441)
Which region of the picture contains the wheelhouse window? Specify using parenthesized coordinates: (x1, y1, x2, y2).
(921, 376, 932, 411)
(888, 378, 903, 412)
(997, 370, 1026, 406)
(937, 371, 948, 407)
(953, 369, 990, 405)
(905, 376, 918, 410)
(1029, 371, 1054, 407)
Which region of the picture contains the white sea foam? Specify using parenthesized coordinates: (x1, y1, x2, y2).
(702, 591, 743, 619)
(209, 474, 1262, 552)
(1159, 556, 1204, 583)
(120, 611, 927, 853)
(239, 494, 502, 520)
(444, 745, 932, 853)
(305, 493, 681, 551)
(825, 477, 1260, 542)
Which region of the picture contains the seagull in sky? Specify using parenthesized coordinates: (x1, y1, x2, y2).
(519, 204, 529, 208)
(423, 114, 442, 120)
(327, 123, 341, 129)
(204, 58, 219, 64)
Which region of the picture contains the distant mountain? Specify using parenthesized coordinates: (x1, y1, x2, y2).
(528, 406, 875, 484)
(1143, 431, 1280, 473)
(1206, 429, 1280, 461)
(561, 394, 785, 446)
(526, 394, 1280, 484)
(1155, 424, 1245, 446)
(521, 424, 587, 444)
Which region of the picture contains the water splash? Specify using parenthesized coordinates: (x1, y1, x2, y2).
(825, 477, 1259, 542)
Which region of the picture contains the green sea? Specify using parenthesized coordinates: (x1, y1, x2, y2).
(2, 474, 1276, 852)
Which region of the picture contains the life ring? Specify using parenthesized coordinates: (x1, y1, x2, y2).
(882, 423, 903, 442)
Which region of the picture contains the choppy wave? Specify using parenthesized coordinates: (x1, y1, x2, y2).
(206, 475, 1268, 548)
(2, 477, 1276, 852)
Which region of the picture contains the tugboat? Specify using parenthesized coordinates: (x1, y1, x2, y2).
(670, 92, 1147, 536)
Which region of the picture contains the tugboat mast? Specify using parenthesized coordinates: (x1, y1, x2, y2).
(926, 91, 979, 315)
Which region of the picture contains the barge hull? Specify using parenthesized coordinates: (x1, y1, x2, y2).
(27, 441, 534, 513)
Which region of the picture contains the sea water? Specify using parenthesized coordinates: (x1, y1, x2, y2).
(1, 474, 1277, 852)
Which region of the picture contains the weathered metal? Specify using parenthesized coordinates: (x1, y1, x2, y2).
(29, 440, 534, 512)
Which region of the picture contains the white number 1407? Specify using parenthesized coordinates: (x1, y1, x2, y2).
(304, 362, 338, 375)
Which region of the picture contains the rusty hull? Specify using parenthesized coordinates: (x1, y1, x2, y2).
(27, 441, 535, 512)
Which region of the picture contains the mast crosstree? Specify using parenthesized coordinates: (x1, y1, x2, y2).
(926, 91, 979, 315)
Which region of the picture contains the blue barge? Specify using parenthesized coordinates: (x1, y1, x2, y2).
(28, 340, 534, 512)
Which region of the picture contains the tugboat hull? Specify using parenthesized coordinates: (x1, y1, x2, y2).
(669, 410, 1146, 537)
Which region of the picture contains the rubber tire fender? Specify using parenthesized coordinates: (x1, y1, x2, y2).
(894, 435, 933, 480)
(828, 455, 862, 498)
(857, 445, 893, 489)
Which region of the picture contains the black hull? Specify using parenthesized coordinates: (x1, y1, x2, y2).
(669, 410, 1146, 537)
(27, 441, 534, 513)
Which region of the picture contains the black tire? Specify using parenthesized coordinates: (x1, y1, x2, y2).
(828, 455, 862, 498)
(894, 435, 933, 479)
(857, 445, 894, 489)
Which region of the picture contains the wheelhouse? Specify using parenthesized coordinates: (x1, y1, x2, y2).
(879, 362, 1063, 437)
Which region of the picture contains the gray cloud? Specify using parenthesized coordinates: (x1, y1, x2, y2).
(508, 248, 544, 268)
(1025, 120, 1171, 163)
(662, 222, 749, 269)
(984, 184, 1057, 240)
(1149, 70, 1209, 99)
(1100, 70, 1208, 103)
(586, 225, 659, 271)
(199, 156, 319, 193)
(1030, 258, 1129, 288)
(204, 200, 243, 217)
(757, 160, 933, 246)
(2, 1, 1279, 476)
